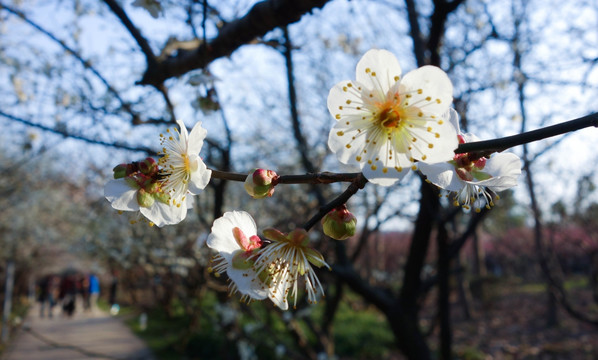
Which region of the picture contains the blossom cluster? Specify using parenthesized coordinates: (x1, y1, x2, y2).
(104, 119, 211, 227)
(104, 48, 521, 309)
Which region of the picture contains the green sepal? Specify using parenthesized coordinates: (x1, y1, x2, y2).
(231, 250, 256, 270)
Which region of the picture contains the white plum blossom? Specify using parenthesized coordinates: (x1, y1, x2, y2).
(104, 176, 191, 227)
(158, 119, 212, 205)
(207, 212, 330, 310)
(207, 211, 269, 302)
(253, 228, 330, 310)
(104, 119, 210, 227)
(328, 49, 458, 186)
(418, 109, 522, 212)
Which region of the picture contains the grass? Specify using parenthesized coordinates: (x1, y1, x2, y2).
(119, 289, 396, 360)
(332, 302, 394, 359)
(119, 276, 594, 359)
(516, 276, 589, 294)
(0, 296, 31, 356)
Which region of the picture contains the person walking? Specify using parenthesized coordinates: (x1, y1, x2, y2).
(88, 273, 100, 314)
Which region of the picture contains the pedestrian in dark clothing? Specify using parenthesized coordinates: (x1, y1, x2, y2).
(38, 275, 51, 318)
(60, 274, 77, 317)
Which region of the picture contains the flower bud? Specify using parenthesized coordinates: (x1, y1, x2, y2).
(113, 164, 128, 179)
(153, 191, 171, 205)
(321, 205, 357, 240)
(139, 157, 158, 176)
(232, 227, 263, 252)
(136, 188, 155, 208)
(474, 157, 487, 170)
(244, 168, 279, 199)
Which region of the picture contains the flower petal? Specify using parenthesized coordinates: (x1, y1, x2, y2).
(328, 120, 368, 165)
(187, 120, 207, 155)
(207, 211, 258, 258)
(361, 159, 409, 186)
(327, 80, 371, 120)
(188, 159, 212, 195)
(400, 66, 452, 115)
(445, 108, 461, 135)
(267, 278, 290, 310)
(227, 262, 268, 300)
(410, 122, 458, 164)
(176, 119, 189, 143)
(104, 179, 139, 211)
(355, 49, 402, 96)
(473, 153, 521, 191)
(418, 161, 463, 191)
(140, 200, 187, 227)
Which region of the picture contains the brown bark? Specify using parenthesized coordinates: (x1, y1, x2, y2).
(140, 0, 330, 87)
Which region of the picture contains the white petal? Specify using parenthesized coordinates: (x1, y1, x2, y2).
(187, 120, 207, 155)
(327, 80, 371, 120)
(400, 66, 452, 115)
(268, 279, 290, 310)
(462, 132, 480, 142)
(355, 49, 402, 96)
(409, 121, 458, 164)
(185, 195, 195, 209)
(474, 153, 522, 191)
(227, 264, 268, 300)
(418, 162, 464, 191)
(176, 119, 189, 143)
(361, 161, 409, 186)
(327, 121, 368, 165)
(445, 108, 461, 135)
(207, 211, 257, 258)
(104, 179, 139, 211)
(188, 160, 211, 194)
(140, 200, 187, 227)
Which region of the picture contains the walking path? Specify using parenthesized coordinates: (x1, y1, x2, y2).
(2, 303, 155, 360)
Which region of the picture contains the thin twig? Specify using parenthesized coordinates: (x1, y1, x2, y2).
(0, 3, 135, 117)
(456, 112, 598, 156)
(102, 0, 157, 69)
(0, 111, 155, 154)
(302, 174, 368, 231)
(209, 170, 361, 184)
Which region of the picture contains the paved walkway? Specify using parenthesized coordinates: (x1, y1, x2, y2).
(2, 303, 155, 360)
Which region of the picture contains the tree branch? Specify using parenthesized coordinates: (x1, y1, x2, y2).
(0, 3, 136, 119)
(139, 0, 330, 87)
(404, 0, 425, 66)
(102, 0, 158, 69)
(302, 174, 368, 231)
(456, 112, 598, 156)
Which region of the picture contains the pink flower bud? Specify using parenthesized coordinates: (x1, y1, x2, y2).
(252, 168, 278, 186)
(321, 205, 357, 240)
(232, 227, 263, 251)
(474, 157, 487, 170)
(139, 157, 158, 176)
(244, 168, 279, 199)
